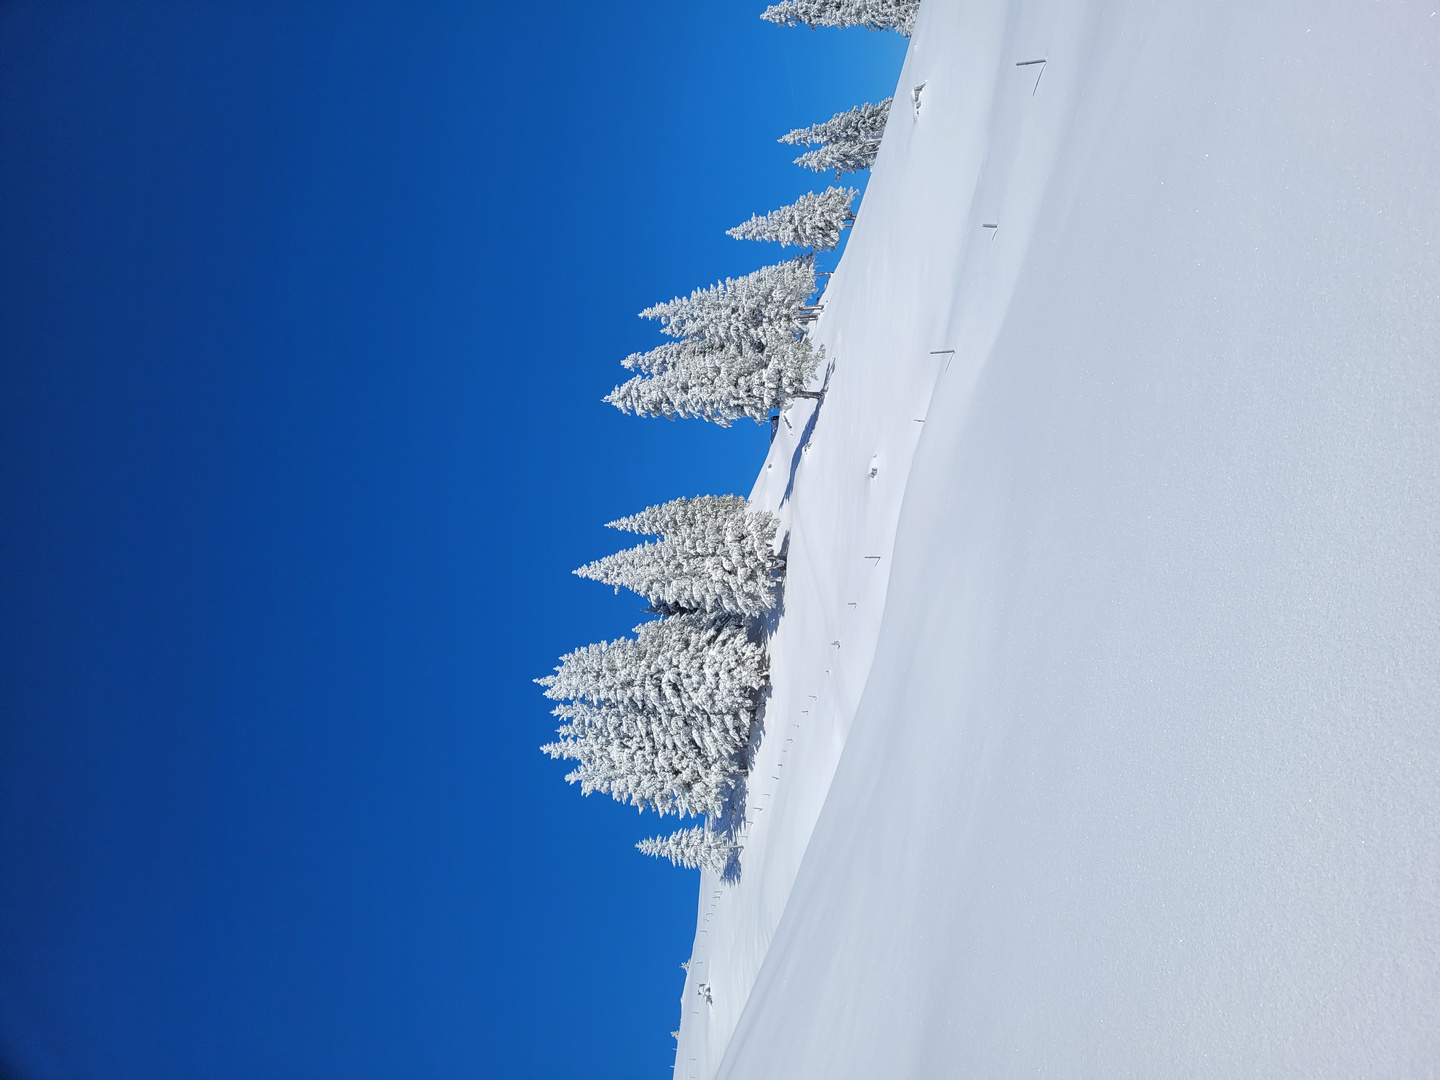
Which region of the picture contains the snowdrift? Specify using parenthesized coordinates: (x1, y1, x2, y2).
(674, 0, 1440, 1076)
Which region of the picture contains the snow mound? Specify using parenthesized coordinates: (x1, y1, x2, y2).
(676, 1, 1440, 1076)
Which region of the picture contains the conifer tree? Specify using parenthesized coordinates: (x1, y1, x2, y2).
(540, 613, 764, 725)
(641, 256, 819, 348)
(575, 495, 782, 618)
(760, 0, 919, 35)
(605, 335, 820, 426)
(545, 699, 729, 818)
(607, 257, 824, 425)
(781, 99, 892, 176)
(538, 613, 766, 818)
(606, 494, 754, 540)
(637, 826, 736, 873)
(727, 187, 858, 251)
(620, 341, 685, 376)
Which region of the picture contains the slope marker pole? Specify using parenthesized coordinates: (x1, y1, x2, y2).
(1016, 58, 1049, 95)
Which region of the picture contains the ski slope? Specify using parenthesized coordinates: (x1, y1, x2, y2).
(676, 1, 1440, 1076)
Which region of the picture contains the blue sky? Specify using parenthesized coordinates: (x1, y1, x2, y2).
(0, 3, 905, 1077)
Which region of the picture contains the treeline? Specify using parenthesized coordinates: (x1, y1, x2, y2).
(540, 0, 918, 877)
(539, 497, 780, 875)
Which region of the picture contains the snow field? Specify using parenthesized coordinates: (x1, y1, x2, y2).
(680, 0, 1440, 1076)
(673, 2, 983, 1064)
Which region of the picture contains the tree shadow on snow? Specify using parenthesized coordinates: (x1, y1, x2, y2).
(779, 367, 832, 508)
(714, 684, 778, 886)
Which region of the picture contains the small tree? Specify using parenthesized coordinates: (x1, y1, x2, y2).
(637, 826, 736, 873)
(760, 0, 919, 35)
(727, 186, 858, 251)
(781, 99, 892, 176)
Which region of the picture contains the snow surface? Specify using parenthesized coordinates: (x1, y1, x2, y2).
(676, 1, 1440, 1076)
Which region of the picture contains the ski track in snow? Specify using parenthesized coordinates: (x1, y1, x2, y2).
(676, 2, 1440, 1077)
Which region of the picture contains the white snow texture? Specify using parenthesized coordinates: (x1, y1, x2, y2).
(673, 1, 1440, 1077)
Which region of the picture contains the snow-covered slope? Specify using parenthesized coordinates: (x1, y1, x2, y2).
(677, 1, 1440, 1076)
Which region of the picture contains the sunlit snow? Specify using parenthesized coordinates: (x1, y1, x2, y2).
(676, 1, 1440, 1076)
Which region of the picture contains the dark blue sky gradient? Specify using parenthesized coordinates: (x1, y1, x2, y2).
(0, 4, 905, 1077)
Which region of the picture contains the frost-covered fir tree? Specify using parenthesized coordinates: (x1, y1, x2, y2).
(606, 256, 824, 425)
(604, 495, 753, 540)
(545, 699, 729, 818)
(540, 612, 764, 724)
(605, 334, 820, 426)
(781, 99, 892, 176)
(575, 495, 782, 618)
(538, 613, 766, 817)
(760, 0, 919, 35)
(619, 340, 684, 375)
(637, 826, 736, 873)
(726, 187, 857, 251)
(641, 256, 819, 348)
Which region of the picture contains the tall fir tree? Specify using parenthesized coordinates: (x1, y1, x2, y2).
(760, 0, 919, 35)
(781, 99, 892, 176)
(726, 187, 858, 251)
(620, 340, 684, 376)
(575, 495, 781, 618)
(539, 612, 763, 724)
(538, 613, 766, 817)
(606, 494, 755, 539)
(637, 826, 736, 873)
(545, 699, 731, 818)
(641, 256, 819, 347)
(607, 257, 823, 425)
(605, 334, 820, 426)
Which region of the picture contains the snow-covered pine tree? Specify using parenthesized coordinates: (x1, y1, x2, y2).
(606, 256, 823, 425)
(780, 99, 892, 175)
(641, 256, 819, 348)
(620, 341, 685, 375)
(539, 613, 764, 725)
(760, 0, 919, 35)
(637, 826, 736, 873)
(605, 332, 820, 426)
(543, 700, 689, 814)
(606, 494, 754, 539)
(575, 495, 781, 618)
(538, 613, 767, 817)
(544, 699, 735, 818)
(726, 186, 858, 251)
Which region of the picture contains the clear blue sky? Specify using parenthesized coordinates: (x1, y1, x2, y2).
(0, 3, 905, 1077)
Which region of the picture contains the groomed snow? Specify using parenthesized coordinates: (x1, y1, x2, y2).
(676, 1, 1440, 1076)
